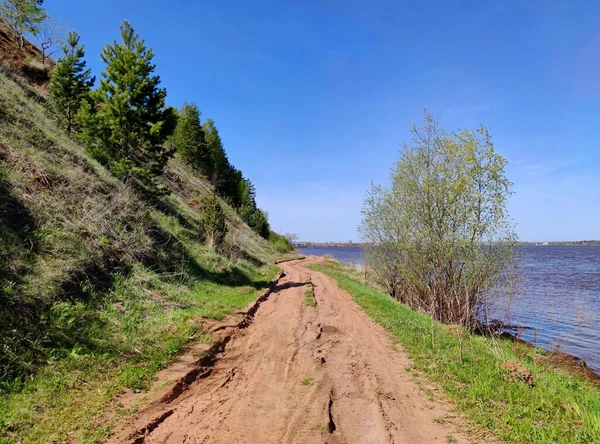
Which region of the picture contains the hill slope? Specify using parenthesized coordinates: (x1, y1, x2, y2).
(0, 64, 287, 440)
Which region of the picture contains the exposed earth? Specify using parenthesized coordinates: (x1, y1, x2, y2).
(110, 257, 472, 443)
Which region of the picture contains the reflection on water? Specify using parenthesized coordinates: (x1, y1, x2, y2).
(298, 245, 600, 373)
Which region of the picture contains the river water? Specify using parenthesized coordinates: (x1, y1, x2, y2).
(298, 245, 600, 373)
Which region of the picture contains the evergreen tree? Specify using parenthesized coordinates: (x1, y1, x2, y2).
(173, 103, 211, 175)
(78, 21, 177, 184)
(49, 31, 95, 135)
(238, 178, 257, 225)
(202, 118, 242, 205)
(0, 0, 46, 49)
(202, 118, 228, 188)
(199, 194, 228, 250)
(250, 208, 270, 239)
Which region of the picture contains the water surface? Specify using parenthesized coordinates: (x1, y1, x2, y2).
(298, 245, 600, 373)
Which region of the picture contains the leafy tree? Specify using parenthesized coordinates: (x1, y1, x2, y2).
(200, 194, 227, 250)
(78, 21, 177, 185)
(0, 0, 46, 49)
(360, 111, 518, 328)
(173, 103, 211, 175)
(49, 31, 95, 135)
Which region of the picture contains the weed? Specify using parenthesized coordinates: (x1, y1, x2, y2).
(304, 282, 315, 307)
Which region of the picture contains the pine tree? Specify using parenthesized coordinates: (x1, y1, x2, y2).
(202, 118, 228, 187)
(173, 103, 211, 176)
(250, 208, 270, 239)
(0, 0, 46, 49)
(78, 21, 177, 183)
(200, 194, 228, 250)
(238, 178, 257, 225)
(49, 31, 95, 135)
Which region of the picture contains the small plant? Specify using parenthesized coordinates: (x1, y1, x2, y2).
(304, 282, 315, 307)
(312, 423, 326, 432)
(300, 377, 314, 386)
(199, 194, 227, 250)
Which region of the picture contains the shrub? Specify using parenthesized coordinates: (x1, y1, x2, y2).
(199, 194, 227, 250)
(269, 231, 293, 253)
(360, 111, 518, 328)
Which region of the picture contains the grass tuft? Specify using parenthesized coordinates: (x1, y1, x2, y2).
(304, 282, 315, 307)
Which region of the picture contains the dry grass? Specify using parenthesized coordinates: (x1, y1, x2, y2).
(0, 70, 284, 441)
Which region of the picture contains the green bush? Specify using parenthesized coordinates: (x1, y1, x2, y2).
(269, 231, 293, 253)
(200, 194, 227, 250)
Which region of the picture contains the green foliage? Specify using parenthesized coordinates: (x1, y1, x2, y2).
(200, 194, 228, 250)
(250, 208, 270, 239)
(0, 70, 285, 441)
(77, 20, 177, 186)
(313, 261, 600, 443)
(198, 118, 272, 238)
(173, 102, 211, 176)
(304, 283, 315, 306)
(49, 31, 94, 134)
(269, 231, 294, 253)
(0, 0, 46, 49)
(202, 118, 229, 190)
(360, 111, 517, 327)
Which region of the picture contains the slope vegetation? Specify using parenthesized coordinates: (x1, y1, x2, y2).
(0, 65, 286, 441)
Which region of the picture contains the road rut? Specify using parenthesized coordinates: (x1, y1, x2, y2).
(111, 257, 472, 443)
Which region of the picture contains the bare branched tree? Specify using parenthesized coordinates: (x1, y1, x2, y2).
(34, 17, 66, 65)
(284, 233, 298, 244)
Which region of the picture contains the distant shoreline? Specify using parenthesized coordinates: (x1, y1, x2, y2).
(296, 241, 600, 247)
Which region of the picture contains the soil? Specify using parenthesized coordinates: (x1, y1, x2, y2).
(109, 257, 475, 443)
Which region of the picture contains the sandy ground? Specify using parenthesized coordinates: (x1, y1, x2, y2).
(110, 257, 473, 443)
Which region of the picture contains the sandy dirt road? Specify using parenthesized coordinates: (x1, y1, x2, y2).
(111, 257, 472, 443)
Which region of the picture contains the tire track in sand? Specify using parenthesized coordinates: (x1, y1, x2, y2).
(110, 257, 475, 444)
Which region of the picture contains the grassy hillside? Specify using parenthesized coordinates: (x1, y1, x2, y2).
(0, 67, 287, 441)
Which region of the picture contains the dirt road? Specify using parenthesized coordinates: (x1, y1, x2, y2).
(112, 257, 471, 443)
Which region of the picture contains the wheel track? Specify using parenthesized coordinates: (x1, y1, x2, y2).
(109, 257, 476, 444)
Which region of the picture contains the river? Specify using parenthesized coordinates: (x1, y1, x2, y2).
(297, 245, 600, 373)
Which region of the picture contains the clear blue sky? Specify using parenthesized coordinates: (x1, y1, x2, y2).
(46, 0, 600, 242)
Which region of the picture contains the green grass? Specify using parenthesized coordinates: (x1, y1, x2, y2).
(304, 282, 315, 306)
(0, 260, 280, 443)
(0, 70, 284, 443)
(300, 377, 315, 386)
(310, 261, 600, 443)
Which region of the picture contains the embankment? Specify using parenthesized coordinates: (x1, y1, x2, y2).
(311, 259, 600, 443)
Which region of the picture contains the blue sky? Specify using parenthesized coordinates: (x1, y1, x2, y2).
(46, 0, 600, 242)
